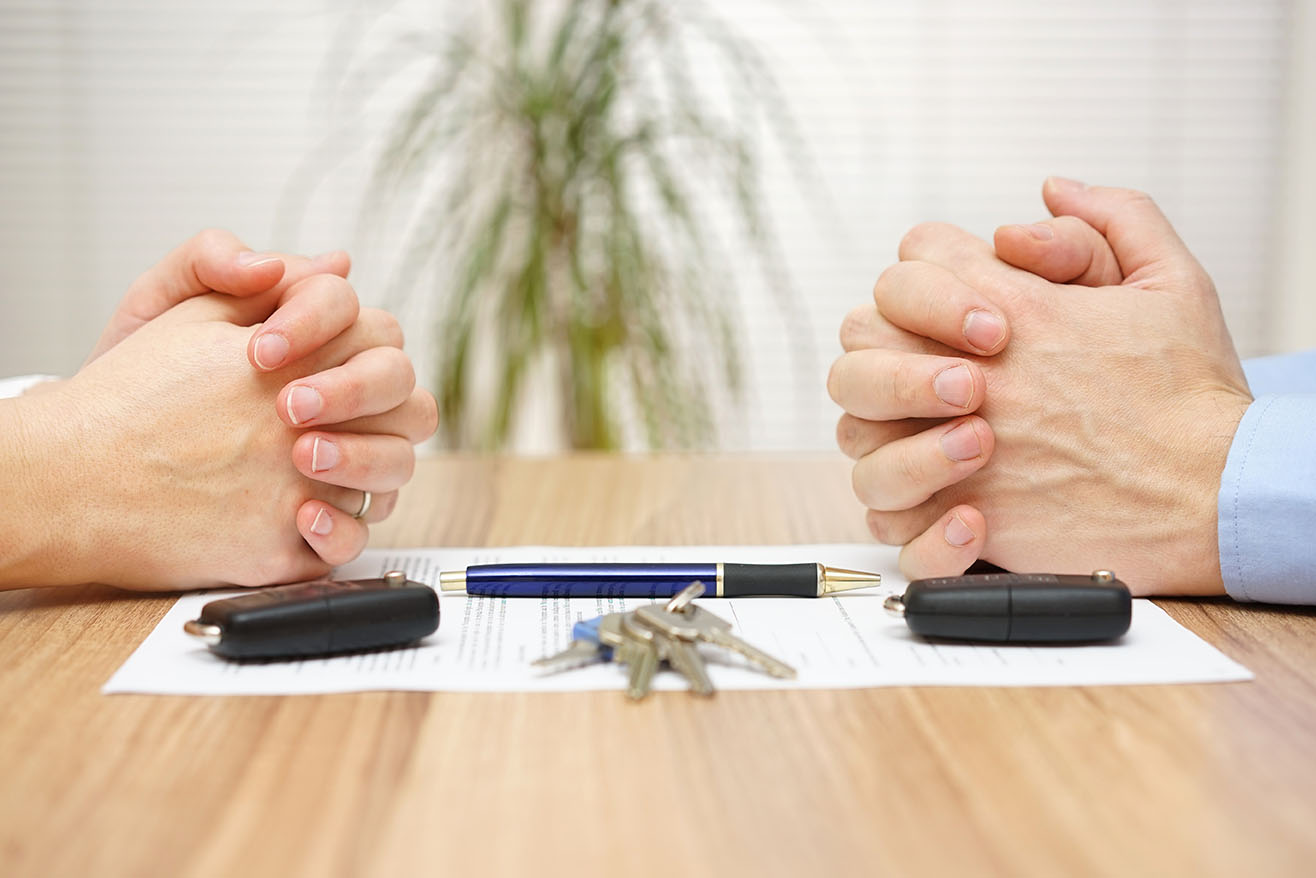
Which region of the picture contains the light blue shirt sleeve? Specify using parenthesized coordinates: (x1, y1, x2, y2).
(1242, 350, 1316, 395)
(1217, 351, 1316, 604)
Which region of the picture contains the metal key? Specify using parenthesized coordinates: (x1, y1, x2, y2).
(594, 613, 629, 651)
(634, 603, 797, 679)
(532, 637, 606, 674)
(630, 609, 715, 696)
(531, 615, 615, 674)
(619, 613, 667, 700)
(596, 613, 659, 698)
(658, 632, 715, 696)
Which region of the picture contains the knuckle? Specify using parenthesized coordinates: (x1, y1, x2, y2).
(917, 288, 944, 333)
(377, 491, 400, 519)
(889, 356, 926, 410)
(853, 455, 895, 512)
(418, 390, 440, 438)
(926, 274, 964, 321)
(1121, 188, 1154, 208)
(334, 372, 366, 415)
(887, 259, 921, 283)
(1188, 265, 1215, 295)
(872, 262, 907, 303)
(835, 414, 853, 452)
(253, 544, 307, 584)
(838, 304, 875, 350)
(826, 356, 846, 404)
(370, 346, 416, 395)
(899, 222, 953, 258)
(836, 415, 865, 458)
(321, 538, 362, 567)
(898, 542, 940, 582)
(897, 224, 928, 257)
(194, 227, 230, 252)
(851, 463, 872, 506)
(360, 308, 404, 348)
(388, 346, 417, 387)
(310, 272, 358, 306)
(866, 509, 905, 545)
(402, 356, 417, 392)
(1111, 188, 1160, 219)
(891, 444, 928, 495)
(335, 278, 362, 313)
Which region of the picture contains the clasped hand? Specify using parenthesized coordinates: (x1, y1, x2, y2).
(828, 179, 1252, 596)
(7, 230, 437, 590)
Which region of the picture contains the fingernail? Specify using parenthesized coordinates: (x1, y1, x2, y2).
(962, 310, 1006, 352)
(252, 332, 289, 370)
(940, 421, 982, 461)
(237, 250, 281, 268)
(1047, 176, 1086, 194)
(933, 364, 974, 408)
(286, 385, 323, 425)
(1025, 223, 1053, 241)
(310, 436, 339, 473)
(310, 508, 333, 536)
(944, 514, 975, 547)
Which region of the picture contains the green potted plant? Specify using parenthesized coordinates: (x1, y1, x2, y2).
(349, 0, 808, 449)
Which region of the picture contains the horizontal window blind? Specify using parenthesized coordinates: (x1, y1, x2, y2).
(0, 0, 1292, 450)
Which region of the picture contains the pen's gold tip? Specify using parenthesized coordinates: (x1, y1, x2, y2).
(439, 571, 467, 592)
(821, 566, 882, 594)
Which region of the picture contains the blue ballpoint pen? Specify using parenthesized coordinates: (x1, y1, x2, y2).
(438, 562, 880, 598)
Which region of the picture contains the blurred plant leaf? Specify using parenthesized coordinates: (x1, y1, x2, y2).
(341, 0, 817, 450)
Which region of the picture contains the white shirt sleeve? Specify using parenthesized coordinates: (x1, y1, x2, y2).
(0, 375, 60, 399)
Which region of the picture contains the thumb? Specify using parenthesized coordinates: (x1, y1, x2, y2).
(896, 505, 988, 581)
(993, 215, 1123, 287)
(87, 229, 285, 364)
(123, 228, 288, 322)
(1041, 177, 1201, 285)
(88, 233, 352, 365)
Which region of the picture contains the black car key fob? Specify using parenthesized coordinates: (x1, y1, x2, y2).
(183, 571, 439, 659)
(884, 570, 1131, 643)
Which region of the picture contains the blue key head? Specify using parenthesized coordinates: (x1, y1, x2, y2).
(572, 615, 604, 644)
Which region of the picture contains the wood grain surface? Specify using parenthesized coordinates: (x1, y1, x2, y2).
(2, 454, 1314, 878)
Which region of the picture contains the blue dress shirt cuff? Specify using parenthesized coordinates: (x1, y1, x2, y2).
(1218, 393, 1316, 604)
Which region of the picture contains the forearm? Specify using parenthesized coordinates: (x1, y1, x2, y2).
(0, 394, 95, 589)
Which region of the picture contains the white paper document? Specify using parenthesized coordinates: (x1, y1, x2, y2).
(104, 544, 1252, 695)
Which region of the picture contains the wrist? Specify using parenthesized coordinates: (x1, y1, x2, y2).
(1153, 391, 1252, 596)
(0, 388, 100, 589)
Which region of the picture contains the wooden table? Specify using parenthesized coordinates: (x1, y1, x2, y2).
(3, 455, 1315, 877)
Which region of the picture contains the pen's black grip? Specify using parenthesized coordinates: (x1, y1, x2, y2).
(722, 563, 820, 598)
(903, 573, 1131, 643)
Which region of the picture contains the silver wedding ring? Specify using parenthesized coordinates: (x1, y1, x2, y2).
(352, 490, 373, 520)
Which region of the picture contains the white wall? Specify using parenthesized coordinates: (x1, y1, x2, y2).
(0, 0, 1305, 450)
(1276, 0, 1316, 354)
(0, 1, 351, 371)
